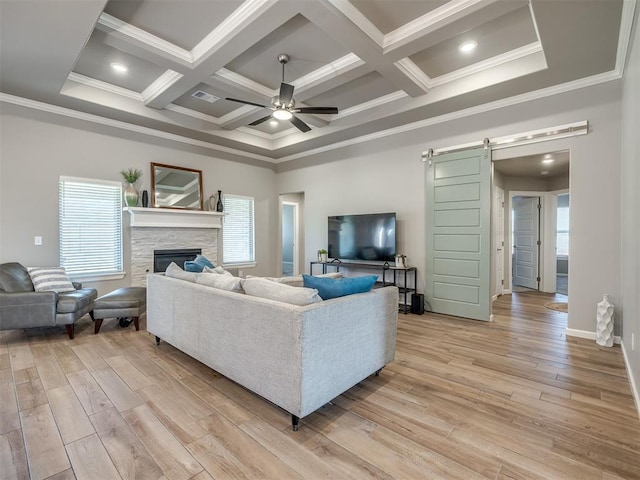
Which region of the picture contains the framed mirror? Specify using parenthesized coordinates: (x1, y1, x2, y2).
(150, 163, 203, 210)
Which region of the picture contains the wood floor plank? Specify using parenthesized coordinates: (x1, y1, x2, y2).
(0, 429, 29, 480)
(65, 433, 121, 480)
(91, 368, 143, 413)
(15, 376, 48, 411)
(104, 355, 153, 391)
(70, 344, 108, 372)
(0, 381, 20, 435)
(46, 385, 95, 445)
(66, 370, 113, 416)
(122, 404, 203, 480)
(33, 354, 68, 391)
(20, 404, 70, 480)
(89, 407, 164, 480)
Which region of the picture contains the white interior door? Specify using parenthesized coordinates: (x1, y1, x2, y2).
(513, 196, 539, 290)
(494, 187, 505, 296)
(281, 202, 298, 276)
(425, 146, 492, 321)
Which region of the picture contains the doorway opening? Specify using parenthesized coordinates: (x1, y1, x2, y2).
(279, 192, 305, 277)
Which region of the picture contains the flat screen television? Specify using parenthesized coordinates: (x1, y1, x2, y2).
(328, 213, 396, 262)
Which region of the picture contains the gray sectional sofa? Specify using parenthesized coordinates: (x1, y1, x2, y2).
(146, 273, 398, 430)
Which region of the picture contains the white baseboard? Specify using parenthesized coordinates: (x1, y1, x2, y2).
(492, 294, 498, 302)
(621, 341, 640, 420)
(565, 328, 621, 344)
(503, 289, 512, 295)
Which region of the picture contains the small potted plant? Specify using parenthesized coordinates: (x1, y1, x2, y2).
(120, 167, 143, 207)
(317, 249, 328, 262)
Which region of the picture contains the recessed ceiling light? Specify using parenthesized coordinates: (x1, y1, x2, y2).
(458, 40, 477, 53)
(269, 120, 278, 127)
(111, 63, 128, 73)
(273, 109, 292, 121)
(542, 158, 554, 164)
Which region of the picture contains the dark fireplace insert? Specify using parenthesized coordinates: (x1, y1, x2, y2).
(154, 248, 202, 273)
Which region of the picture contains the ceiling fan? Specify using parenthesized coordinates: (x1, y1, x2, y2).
(225, 54, 338, 133)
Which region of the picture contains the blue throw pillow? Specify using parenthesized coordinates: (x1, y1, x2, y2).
(302, 274, 378, 300)
(184, 254, 215, 272)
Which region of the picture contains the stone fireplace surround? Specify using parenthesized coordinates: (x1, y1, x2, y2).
(124, 208, 223, 287)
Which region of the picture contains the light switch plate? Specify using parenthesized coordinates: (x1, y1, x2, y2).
(34, 236, 42, 246)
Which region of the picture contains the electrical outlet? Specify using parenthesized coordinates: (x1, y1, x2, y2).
(34, 236, 42, 246)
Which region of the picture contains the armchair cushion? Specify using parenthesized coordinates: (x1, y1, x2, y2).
(57, 289, 96, 314)
(0, 262, 35, 293)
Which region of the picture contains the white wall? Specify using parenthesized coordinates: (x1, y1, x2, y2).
(277, 81, 622, 335)
(0, 104, 278, 295)
(621, 7, 640, 409)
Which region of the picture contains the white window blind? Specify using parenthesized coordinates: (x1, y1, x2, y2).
(223, 195, 255, 265)
(59, 176, 123, 276)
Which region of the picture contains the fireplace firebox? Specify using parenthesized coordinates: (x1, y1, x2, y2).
(154, 248, 202, 273)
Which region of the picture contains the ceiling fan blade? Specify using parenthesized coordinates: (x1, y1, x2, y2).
(293, 107, 339, 115)
(290, 115, 311, 133)
(279, 83, 294, 105)
(225, 97, 268, 108)
(249, 115, 273, 126)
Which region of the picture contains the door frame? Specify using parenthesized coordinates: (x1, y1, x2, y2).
(506, 191, 558, 293)
(493, 186, 505, 300)
(281, 201, 299, 276)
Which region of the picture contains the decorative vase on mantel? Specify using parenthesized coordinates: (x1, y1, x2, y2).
(596, 294, 614, 347)
(216, 190, 224, 212)
(124, 183, 139, 207)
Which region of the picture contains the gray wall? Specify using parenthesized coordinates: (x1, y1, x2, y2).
(621, 6, 640, 411)
(278, 81, 622, 337)
(0, 104, 278, 295)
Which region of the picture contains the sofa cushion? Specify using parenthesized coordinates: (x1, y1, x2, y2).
(57, 288, 98, 314)
(246, 272, 343, 288)
(27, 267, 75, 293)
(0, 262, 35, 293)
(196, 272, 244, 293)
(165, 262, 198, 282)
(203, 265, 233, 276)
(243, 277, 322, 306)
(302, 274, 378, 300)
(184, 254, 215, 272)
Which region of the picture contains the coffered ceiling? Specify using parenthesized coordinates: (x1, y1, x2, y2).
(0, 0, 634, 164)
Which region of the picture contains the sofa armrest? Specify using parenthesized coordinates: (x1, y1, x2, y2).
(0, 291, 57, 329)
(72, 282, 82, 290)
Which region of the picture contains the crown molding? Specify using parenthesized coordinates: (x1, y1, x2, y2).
(276, 69, 622, 163)
(291, 53, 365, 93)
(336, 91, 408, 119)
(142, 70, 183, 104)
(165, 103, 221, 125)
(215, 68, 273, 98)
(394, 59, 432, 92)
(616, 0, 638, 77)
(383, 0, 485, 51)
(66, 72, 144, 101)
(190, 0, 279, 62)
(97, 13, 192, 63)
(0, 93, 275, 163)
(326, 0, 384, 47)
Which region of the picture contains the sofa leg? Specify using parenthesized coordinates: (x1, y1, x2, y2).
(375, 368, 382, 376)
(133, 317, 139, 331)
(94, 319, 103, 334)
(65, 324, 75, 340)
(291, 415, 299, 431)
(155, 336, 161, 346)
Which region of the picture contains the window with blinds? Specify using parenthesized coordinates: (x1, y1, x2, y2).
(222, 194, 255, 265)
(59, 176, 123, 277)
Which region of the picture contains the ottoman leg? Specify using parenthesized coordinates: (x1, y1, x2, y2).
(65, 324, 75, 340)
(133, 317, 139, 331)
(94, 319, 103, 334)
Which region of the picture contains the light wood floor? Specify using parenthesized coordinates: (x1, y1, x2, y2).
(1, 291, 639, 480)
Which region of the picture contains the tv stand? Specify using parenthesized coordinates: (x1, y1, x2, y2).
(310, 261, 417, 314)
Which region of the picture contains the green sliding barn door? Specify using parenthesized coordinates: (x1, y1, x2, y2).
(425, 146, 492, 321)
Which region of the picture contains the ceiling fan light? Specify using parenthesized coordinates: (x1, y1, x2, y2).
(273, 109, 292, 120)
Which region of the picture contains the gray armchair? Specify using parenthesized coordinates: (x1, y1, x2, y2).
(0, 262, 97, 339)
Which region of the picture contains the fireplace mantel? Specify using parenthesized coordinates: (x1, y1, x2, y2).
(123, 207, 224, 229)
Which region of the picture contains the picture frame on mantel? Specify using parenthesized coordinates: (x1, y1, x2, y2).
(150, 162, 204, 210)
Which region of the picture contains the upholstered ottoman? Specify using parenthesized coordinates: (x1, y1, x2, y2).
(91, 287, 146, 334)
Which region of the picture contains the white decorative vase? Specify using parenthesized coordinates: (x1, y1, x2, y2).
(124, 183, 139, 207)
(395, 255, 407, 268)
(320, 253, 328, 263)
(596, 294, 614, 347)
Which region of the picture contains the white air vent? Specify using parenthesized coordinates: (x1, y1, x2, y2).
(191, 90, 219, 103)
